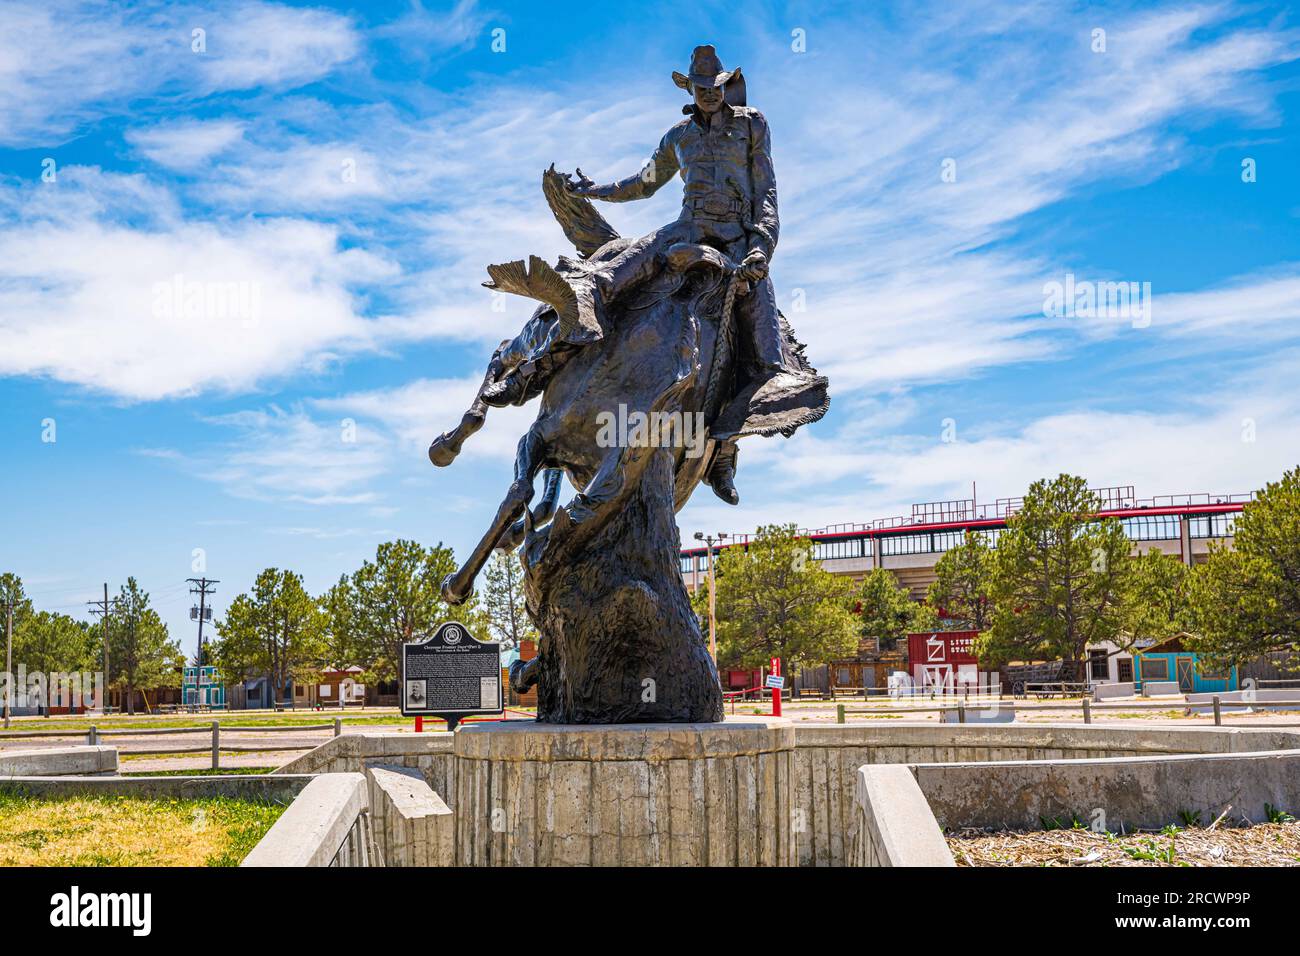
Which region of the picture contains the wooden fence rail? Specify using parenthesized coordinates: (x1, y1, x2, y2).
(837, 696, 1300, 725)
(0, 719, 344, 770)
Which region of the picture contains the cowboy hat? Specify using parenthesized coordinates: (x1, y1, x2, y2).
(672, 45, 746, 106)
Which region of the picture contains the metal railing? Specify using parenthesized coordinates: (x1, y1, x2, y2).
(681, 488, 1256, 554)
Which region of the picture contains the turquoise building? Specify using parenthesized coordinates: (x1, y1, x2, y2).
(182, 665, 226, 709)
(1135, 635, 1237, 694)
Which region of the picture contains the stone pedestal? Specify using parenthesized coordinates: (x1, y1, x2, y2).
(454, 718, 795, 866)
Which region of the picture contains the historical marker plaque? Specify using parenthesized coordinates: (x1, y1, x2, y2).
(401, 622, 503, 722)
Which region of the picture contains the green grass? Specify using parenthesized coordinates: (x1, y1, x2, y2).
(0, 790, 286, 866)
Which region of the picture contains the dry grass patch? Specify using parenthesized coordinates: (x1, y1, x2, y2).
(0, 790, 286, 866)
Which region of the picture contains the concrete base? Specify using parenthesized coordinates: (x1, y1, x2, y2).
(1093, 682, 1136, 701)
(454, 718, 795, 866)
(851, 765, 955, 866)
(1142, 681, 1181, 697)
(367, 765, 454, 867)
(0, 746, 117, 777)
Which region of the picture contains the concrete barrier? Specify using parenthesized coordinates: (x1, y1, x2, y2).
(789, 723, 1300, 867)
(242, 773, 373, 867)
(1142, 681, 1181, 697)
(849, 765, 955, 867)
(367, 765, 454, 867)
(276, 732, 455, 796)
(1093, 682, 1136, 701)
(0, 746, 117, 777)
(912, 749, 1300, 831)
(939, 706, 1014, 723)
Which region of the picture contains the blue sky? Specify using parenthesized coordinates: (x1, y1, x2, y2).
(1, 0, 1298, 654)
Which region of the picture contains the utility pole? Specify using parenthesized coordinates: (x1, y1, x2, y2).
(187, 577, 218, 708)
(87, 584, 116, 713)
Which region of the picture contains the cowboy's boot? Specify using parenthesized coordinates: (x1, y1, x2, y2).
(707, 440, 740, 505)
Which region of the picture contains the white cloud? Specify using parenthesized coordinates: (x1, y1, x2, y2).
(194, 3, 360, 91)
(0, 1, 361, 147)
(1154, 270, 1300, 337)
(678, 353, 1300, 540)
(156, 405, 391, 505)
(312, 376, 539, 462)
(127, 120, 247, 170)
(0, 168, 397, 400)
(370, 0, 490, 58)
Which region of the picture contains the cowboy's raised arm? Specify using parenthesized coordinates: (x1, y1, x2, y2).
(747, 110, 779, 261)
(567, 126, 681, 203)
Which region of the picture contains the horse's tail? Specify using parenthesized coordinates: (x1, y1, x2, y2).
(542, 165, 621, 257)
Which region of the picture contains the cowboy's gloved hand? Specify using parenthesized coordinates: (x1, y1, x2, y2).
(739, 248, 769, 281)
(565, 168, 604, 198)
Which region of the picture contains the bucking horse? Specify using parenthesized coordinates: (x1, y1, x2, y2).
(428, 168, 828, 723)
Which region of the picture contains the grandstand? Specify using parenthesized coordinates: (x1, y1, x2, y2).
(680, 485, 1248, 599)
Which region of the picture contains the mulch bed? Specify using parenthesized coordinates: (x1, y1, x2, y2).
(948, 819, 1300, 866)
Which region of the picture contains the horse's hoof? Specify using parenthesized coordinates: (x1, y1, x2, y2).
(441, 572, 469, 606)
(508, 659, 538, 694)
(428, 434, 459, 467)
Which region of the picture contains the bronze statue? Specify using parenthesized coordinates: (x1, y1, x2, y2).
(429, 45, 828, 723)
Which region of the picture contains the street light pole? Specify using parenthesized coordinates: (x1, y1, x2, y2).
(3, 598, 12, 730)
(693, 532, 729, 665)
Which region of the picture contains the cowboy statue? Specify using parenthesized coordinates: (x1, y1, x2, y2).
(439, 44, 822, 506)
(427, 44, 827, 723)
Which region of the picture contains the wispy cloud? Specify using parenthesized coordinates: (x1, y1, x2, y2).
(143, 405, 390, 504)
(0, 0, 361, 147)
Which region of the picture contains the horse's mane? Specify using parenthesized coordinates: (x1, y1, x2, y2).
(542, 165, 621, 258)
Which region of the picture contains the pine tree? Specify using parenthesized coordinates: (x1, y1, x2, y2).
(698, 524, 858, 671)
(1186, 466, 1300, 670)
(108, 577, 183, 715)
(976, 475, 1130, 677)
(926, 531, 994, 630)
(482, 552, 535, 650)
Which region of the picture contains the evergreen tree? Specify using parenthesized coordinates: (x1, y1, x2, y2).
(976, 475, 1130, 676)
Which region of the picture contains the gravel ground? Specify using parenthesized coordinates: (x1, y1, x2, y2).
(948, 820, 1300, 866)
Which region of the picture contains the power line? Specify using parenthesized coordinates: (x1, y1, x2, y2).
(86, 584, 120, 714)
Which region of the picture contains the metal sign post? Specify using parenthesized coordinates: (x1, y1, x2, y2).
(768, 657, 784, 717)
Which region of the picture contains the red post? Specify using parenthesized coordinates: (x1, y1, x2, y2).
(771, 657, 782, 717)
(414, 716, 423, 733)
